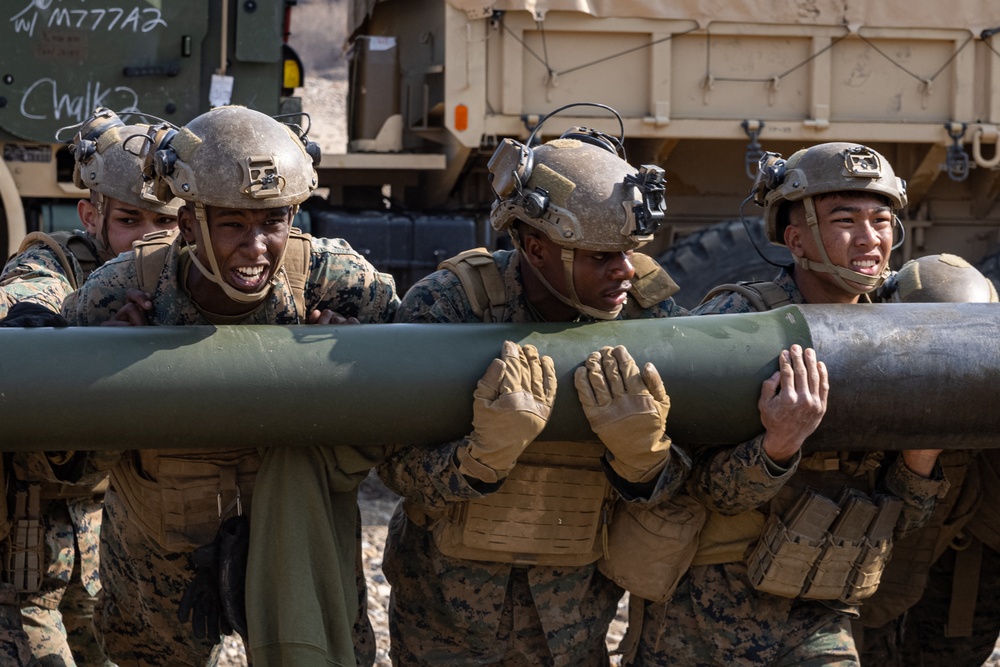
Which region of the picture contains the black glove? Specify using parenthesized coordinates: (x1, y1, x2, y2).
(178, 537, 233, 640)
(0, 302, 69, 327)
(177, 514, 250, 640)
(217, 514, 250, 639)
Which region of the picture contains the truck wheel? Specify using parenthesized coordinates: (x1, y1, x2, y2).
(976, 245, 1000, 292)
(655, 218, 791, 309)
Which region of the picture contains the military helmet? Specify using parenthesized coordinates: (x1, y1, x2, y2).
(70, 108, 181, 217)
(146, 105, 319, 209)
(753, 142, 907, 246)
(488, 134, 666, 252)
(884, 254, 998, 303)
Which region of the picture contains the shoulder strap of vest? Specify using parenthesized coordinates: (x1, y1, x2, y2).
(701, 280, 791, 312)
(437, 248, 506, 322)
(132, 229, 179, 295)
(628, 253, 680, 308)
(16, 232, 78, 291)
(282, 230, 312, 320)
(131, 229, 312, 316)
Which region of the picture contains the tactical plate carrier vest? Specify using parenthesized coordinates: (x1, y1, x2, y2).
(109, 229, 313, 551)
(416, 249, 679, 566)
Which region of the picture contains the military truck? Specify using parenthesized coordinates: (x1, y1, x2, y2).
(323, 0, 1000, 305)
(0, 0, 304, 257)
(5, 0, 1000, 307)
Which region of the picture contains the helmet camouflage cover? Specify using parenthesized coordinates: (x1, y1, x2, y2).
(71, 108, 181, 216)
(486, 132, 666, 319)
(488, 137, 665, 252)
(147, 105, 318, 209)
(884, 253, 998, 303)
(754, 142, 907, 246)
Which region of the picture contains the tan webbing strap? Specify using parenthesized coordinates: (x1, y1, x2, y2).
(16, 232, 80, 291)
(60, 233, 103, 281)
(701, 281, 791, 312)
(438, 248, 506, 322)
(280, 231, 312, 321)
(628, 253, 679, 308)
(131, 229, 311, 318)
(945, 537, 983, 637)
(133, 229, 179, 295)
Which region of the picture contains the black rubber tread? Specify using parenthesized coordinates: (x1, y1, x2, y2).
(976, 244, 1000, 293)
(655, 218, 791, 309)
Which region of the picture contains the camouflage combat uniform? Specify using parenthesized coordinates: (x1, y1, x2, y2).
(0, 453, 37, 667)
(629, 267, 946, 667)
(859, 446, 1000, 667)
(62, 233, 398, 667)
(0, 232, 91, 317)
(855, 449, 981, 665)
(378, 249, 689, 667)
(0, 231, 120, 667)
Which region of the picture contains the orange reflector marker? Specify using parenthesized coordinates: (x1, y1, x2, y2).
(455, 104, 469, 131)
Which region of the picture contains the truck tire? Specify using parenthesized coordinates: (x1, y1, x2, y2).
(976, 245, 1000, 292)
(655, 218, 791, 309)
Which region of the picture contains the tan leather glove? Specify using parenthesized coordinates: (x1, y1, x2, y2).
(575, 345, 671, 483)
(457, 341, 557, 483)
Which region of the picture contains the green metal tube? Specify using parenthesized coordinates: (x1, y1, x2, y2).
(0, 303, 996, 451)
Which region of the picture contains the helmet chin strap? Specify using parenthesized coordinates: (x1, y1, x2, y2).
(187, 202, 291, 305)
(513, 235, 623, 320)
(794, 196, 890, 295)
(89, 193, 116, 264)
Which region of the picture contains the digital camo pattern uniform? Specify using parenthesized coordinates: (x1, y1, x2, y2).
(12, 453, 118, 667)
(0, 454, 37, 666)
(0, 231, 118, 666)
(863, 446, 1000, 667)
(378, 248, 689, 667)
(62, 234, 398, 667)
(0, 231, 96, 317)
(628, 267, 946, 667)
(856, 449, 981, 666)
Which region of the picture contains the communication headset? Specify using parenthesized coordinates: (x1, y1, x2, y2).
(488, 102, 665, 238)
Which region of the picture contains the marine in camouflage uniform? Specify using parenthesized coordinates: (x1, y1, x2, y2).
(379, 128, 690, 666)
(628, 144, 947, 667)
(0, 453, 37, 667)
(0, 236, 108, 667)
(61, 106, 398, 667)
(0, 107, 180, 667)
(857, 255, 999, 667)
